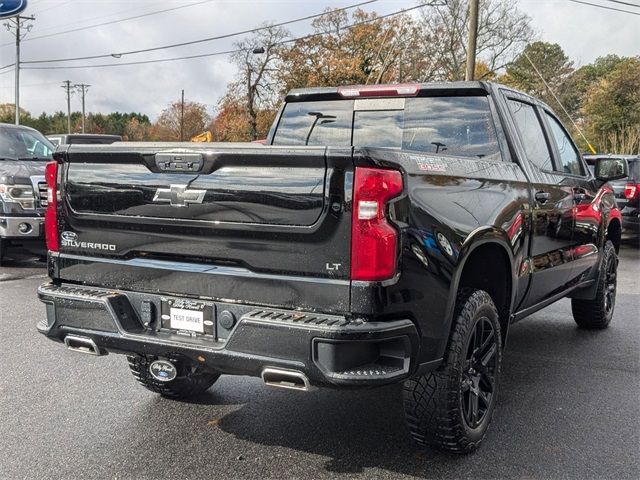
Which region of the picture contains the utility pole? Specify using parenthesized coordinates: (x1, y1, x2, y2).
(62, 80, 73, 133)
(74, 84, 90, 133)
(465, 0, 479, 81)
(3, 15, 35, 125)
(180, 89, 185, 141)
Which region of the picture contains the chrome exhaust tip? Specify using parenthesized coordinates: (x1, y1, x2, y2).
(261, 367, 312, 392)
(64, 335, 106, 356)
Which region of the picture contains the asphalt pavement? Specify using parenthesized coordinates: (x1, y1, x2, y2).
(0, 247, 638, 480)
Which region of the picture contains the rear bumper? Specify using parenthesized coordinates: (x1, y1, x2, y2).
(37, 282, 422, 388)
(0, 215, 44, 238)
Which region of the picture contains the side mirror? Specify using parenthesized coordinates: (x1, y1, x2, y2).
(594, 157, 628, 182)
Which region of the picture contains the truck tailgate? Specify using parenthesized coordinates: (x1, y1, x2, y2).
(54, 144, 353, 312)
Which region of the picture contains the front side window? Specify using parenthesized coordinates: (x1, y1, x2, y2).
(507, 100, 552, 171)
(544, 113, 584, 176)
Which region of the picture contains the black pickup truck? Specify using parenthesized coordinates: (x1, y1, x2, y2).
(37, 82, 627, 453)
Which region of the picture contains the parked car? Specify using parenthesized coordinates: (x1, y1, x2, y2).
(47, 133, 122, 146)
(37, 82, 626, 453)
(585, 154, 639, 242)
(0, 123, 54, 264)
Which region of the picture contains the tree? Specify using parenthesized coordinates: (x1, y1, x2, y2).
(500, 42, 575, 125)
(582, 57, 640, 154)
(279, 9, 412, 90)
(562, 55, 627, 121)
(416, 0, 534, 81)
(0, 104, 28, 122)
(152, 100, 210, 141)
(502, 42, 573, 100)
(209, 93, 276, 142)
(124, 117, 151, 141)
(230, 24, 288, 140)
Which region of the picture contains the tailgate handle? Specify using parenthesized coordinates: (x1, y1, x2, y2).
(155, 153, 204, 172)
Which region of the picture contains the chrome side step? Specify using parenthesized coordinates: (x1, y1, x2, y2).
(64, 335, 106, 356)
(261, 367, 311, 392)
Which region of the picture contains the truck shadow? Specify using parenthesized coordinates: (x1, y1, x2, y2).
(112, 305, 634, 479)
(198, 312, 632, 478)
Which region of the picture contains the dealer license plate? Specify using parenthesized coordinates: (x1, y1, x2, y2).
(170, 307, 204, 333)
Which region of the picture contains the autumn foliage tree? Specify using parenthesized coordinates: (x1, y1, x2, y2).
(582, 57, 640, 154)
(500, 42, 575, 124)
(228, 24, 288, 140)
(151, 100, 210, 141)
(209, 93, 276, 142)
(211, 2, 535, 140)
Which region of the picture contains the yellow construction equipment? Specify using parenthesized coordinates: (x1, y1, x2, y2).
(190, 131, 212, 142)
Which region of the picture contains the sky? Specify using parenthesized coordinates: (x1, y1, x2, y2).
(0, 0, 638, 121)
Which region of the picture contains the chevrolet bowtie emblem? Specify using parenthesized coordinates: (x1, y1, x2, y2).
(153, 184, 206, 207)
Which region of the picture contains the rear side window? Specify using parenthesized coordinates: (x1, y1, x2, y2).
(273, 95, 501, 160)
(507, 100, 553, 171)
(544, 113, 584, 176)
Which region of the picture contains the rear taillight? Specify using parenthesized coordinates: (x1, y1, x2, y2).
(44, 161, 59, 252)
(351, 167, 403, 281)
(623, 183, 639, 200)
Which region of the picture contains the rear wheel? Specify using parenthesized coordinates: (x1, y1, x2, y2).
(127, 354, 220, 399)
(403, 289, 502, 454)
(571, 240, 618, 329)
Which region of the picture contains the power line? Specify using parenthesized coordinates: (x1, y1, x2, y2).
(12, 2, 171, 40)
(21, 0, 379, 65)
(21, 3, 435, 71)
(521, 51, 597, 154)
(30, 0, 73, 17)
(601, 0, 640, 7)
(0, 0, 217, 47)
(22, 48, 239, 70)
(565, 0, 640, 15)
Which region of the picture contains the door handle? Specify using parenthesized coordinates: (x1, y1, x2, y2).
(535, 191, 550, 203)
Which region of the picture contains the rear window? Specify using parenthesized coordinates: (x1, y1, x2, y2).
(273, 96, 501, 160)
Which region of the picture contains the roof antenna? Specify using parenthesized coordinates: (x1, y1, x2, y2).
(522, 50, 597, 154)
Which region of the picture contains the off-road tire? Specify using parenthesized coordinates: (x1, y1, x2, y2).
(403, 289, 502, 454)
(0, 239, 6, 266)
(571, 240, 618, 329)
(127, 354, 220, 399)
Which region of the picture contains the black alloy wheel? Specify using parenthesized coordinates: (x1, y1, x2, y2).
(461, 316, 497, 429)
(603, 252, 617, 316)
